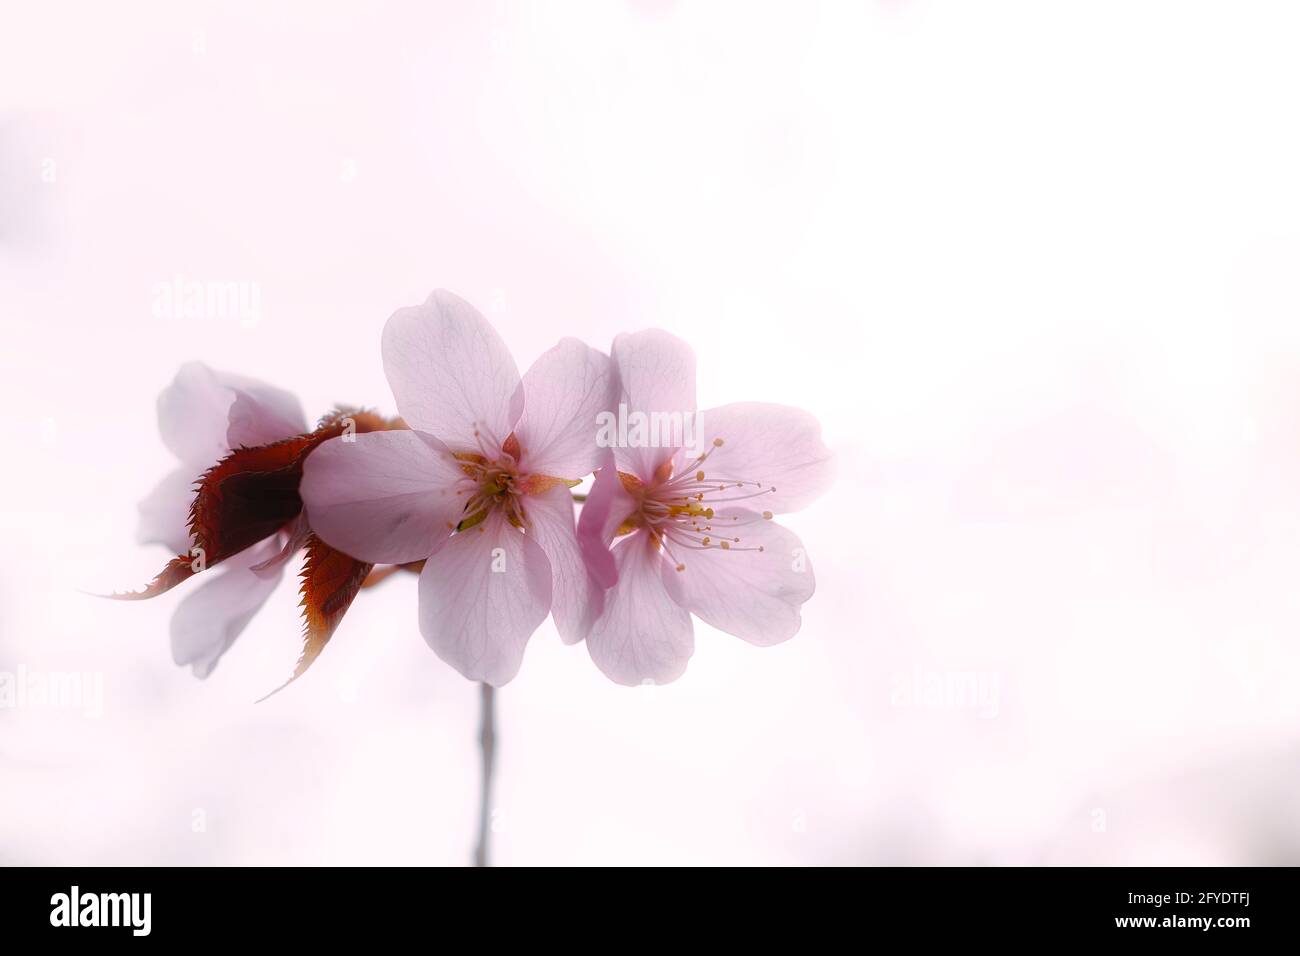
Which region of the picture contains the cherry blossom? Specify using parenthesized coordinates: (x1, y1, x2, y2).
(135, 362, 307, 676)
(577, 330, 833, 685)
(301, 291, 615, 685)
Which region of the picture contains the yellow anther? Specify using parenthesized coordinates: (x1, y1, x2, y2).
(670, 502, 713, 520)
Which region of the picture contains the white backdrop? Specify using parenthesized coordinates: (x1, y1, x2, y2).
(3, 0, 1300, 865)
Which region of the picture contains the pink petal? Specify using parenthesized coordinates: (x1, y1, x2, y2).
(610, 329, 697, 480)
(300, 430, 464, 564)
(576, 449, 638, 589)
(382, 290, 522, 453)
(170, 535, 284, 677)
(224, 376, 308, 449)
(156, 362, 239, 469)
(691, 402, 833, 514)
(418, 511, 553, 686)
(585, 532, 694, 686)
(156, 362, 306, 467)
(514, 338, 615, 479)
(136, 466, 197, 554)
(671, 511, 815, 646)
(525, 484, 604, 644)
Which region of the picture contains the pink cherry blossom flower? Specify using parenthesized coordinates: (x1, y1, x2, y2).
(576, 330, 833, 685)
(300, 290, 616, 686)
(137, 362, 308, 676)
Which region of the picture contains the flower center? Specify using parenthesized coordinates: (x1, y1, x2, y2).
(621, 438, 776, 572)
(454, 426, 527, 531)
(454, 454, 526, 530)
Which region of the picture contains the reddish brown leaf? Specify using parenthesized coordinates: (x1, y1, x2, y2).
(259, 533, 373, 699)
(105, 554, 198, 600)
(114, 407, 403, 601)
(188, 436, 318, 563)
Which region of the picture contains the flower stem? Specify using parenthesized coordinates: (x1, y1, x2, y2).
(473, 681, 496, 867)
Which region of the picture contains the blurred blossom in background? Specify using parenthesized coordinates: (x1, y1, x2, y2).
(3, 0, 1300, 865)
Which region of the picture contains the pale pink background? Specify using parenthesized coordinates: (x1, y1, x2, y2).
(3, 1, 1300, 865)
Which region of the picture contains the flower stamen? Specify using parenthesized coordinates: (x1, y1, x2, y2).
(624, 434, 773, 561)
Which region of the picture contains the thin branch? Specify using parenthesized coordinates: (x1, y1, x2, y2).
(473, 682, 496, 867)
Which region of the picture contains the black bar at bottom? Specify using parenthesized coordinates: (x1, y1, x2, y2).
(0, 866, 1285, 943)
